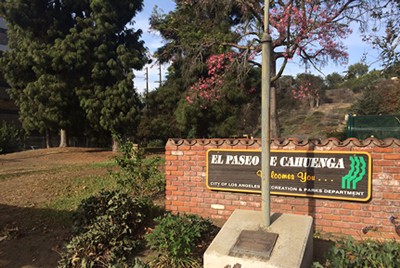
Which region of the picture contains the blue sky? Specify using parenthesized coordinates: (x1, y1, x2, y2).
(133, 0, 175, 94)
(133, 0, 381, 93)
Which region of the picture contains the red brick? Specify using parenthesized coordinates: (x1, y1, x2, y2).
(383, 154, 400, 160)
(165, 145, 177, 151)
(352, 210, 371, 217)
(217, 210, 233, 216)
(203, 208, 218, 215)
(190, 207, 204, 213)
(225, 194, 240, 200)
(165, 155, 178, 161)
(384, 167, 400, 173)
(180, 206, 191, 212)
(167, 205, 178, 211)
(364, 205, 387, 212)
(184, 171, 197, 176)
(178, 145, 191, 151)
(371, 153, 382, 160)
(322, 226, 341, 233)
(166, 185, 177, 191)
(341, 216, 362, 223)
(323, 214, 341, 221)
(325, 202, 342, 208)
(211, 215, 226, 220)
(331, 221, 351, 228)
(383, 193, 398, 199)
(373, 147, 393, 153)
(192, 146, 205, 151)
(190, 166, 203, 172)
(375, 160, 394, 166)
(171, 170, 184, 176)
(171, 201, 184, 207)
(313, 219, 332, 227)
(342, 203, 361, 210)
(341, 228, 359, 236)
(177, 196, 190, 202)
(218, 199, 232, 205)
(314, 207, 331, 214)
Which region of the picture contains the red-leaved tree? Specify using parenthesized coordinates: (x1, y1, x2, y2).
(178, 0, 365, 137)
(186, 52, 235, 106)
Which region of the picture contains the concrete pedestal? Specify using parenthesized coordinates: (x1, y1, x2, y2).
(204, 210, 313, 268)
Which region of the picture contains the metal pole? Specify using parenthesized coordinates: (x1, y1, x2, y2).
(261, 0, 272, 227)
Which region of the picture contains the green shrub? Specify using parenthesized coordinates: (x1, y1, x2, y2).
(342, 71, 381, 93)
(0, 121, 22, 154)
(325, 129, 347, 140)
(71, 190, 153, 235)
(314, 237, 400, 268)
(113, 139, 165, 198)
(146, 139, 165, 148)
(58, 190, 153, 267)
(146, 213, 219, 268)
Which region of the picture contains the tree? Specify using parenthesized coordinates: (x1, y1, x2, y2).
(152, 0, 366, 138)
(292, 73, 325, 108)
(0, 0, 83, 147)
(0, 0, 147, 150)
(363, 0, 400, 71)
(325, 72, 344, 89)
(63, 0, 147, 151)
(351, 79, 400, 115)
(148, 2, 261, 138)
(137, 63, 186, 142)
(346, 62, 369, 79)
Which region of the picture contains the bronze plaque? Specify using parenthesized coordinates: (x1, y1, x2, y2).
(206, 149, 372, 202)
(229, 229, 279, 260)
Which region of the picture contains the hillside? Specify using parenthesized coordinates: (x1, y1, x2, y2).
(280, 88, 356, 139)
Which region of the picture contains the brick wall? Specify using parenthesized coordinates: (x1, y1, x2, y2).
(165, 138, 400, 240)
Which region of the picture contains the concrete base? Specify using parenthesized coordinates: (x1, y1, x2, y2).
(204, 210, 313, 268)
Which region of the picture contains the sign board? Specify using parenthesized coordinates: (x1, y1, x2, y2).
(206, 149, 372, 202)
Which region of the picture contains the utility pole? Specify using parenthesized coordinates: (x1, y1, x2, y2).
(145, 67, 149, 99)
(158, 63, 162, 86)
(261, 0, 272, 227)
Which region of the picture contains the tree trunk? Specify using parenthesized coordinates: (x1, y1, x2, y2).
(112, 137, 119, 153)
(45, 129, 52, 148)
(309, 97, 314, 109)
(59, 129, 68, 147)
(270, 55, 281, 138)
(270, 85, 280, 138)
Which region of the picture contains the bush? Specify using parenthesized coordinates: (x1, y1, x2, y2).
(113, 139, 165, 198)
(146, 213, 219, 268)
(313, 237, 400, 268)
(341, 71, 381, 93)
(0, 121, 22, 154)
(58, 190, 153, 267)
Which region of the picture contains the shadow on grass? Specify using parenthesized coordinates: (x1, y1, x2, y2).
(0, 204, 73, 268)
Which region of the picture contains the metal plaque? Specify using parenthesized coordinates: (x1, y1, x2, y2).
(229, 229, 279, 260)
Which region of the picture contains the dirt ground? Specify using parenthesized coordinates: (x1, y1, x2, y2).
(0, 148, 331, 268)
(0, 148, 116, 268)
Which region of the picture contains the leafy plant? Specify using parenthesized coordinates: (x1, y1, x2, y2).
(313, 237, 400, 268)
(146, 213, 219, 268)
(113, 139, 165, 198)
(71, 190, 152, 235)
(58, 190, 153, 267)
(0, 121, 22, 154)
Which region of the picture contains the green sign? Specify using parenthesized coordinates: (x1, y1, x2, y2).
(206, 149, 372, 202)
